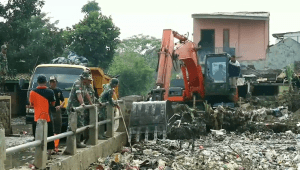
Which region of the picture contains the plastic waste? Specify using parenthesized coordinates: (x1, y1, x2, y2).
(143, 149, 153, 155)
(50, 51, 88, 66)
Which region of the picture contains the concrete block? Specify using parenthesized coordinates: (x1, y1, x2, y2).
(47, 132, 126, 170)
(0, 128, 5, 170)
(65, 112, 77, 155)
(33, 119, 47, 169)
(116, 102, 127, 132)
(106, 105, 114, 138)
(0, 96, 11, 135)
(87, 106, 98, 145)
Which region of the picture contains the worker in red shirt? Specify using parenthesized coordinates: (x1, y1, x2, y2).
(29, 75, 56, 159)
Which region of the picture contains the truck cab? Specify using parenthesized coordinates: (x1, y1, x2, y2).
(26, 64, 118, 132)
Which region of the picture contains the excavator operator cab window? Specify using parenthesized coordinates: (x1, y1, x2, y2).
(206, 57, 227, 83)
(169, 79, 184, 96)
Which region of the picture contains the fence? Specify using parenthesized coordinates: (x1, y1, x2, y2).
(0, 100, 126, 169)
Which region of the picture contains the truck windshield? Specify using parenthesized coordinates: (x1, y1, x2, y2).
(30, 67, 84, 90)
(206, 57, 227, 83)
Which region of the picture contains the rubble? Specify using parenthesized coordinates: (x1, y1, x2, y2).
(168, 103, 300, 136)
(88, 131, 300, 170)
(86, 95, 300, 169)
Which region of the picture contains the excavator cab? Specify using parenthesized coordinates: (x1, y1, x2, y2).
(204, 53, 235, 103)
(169, 79, 185, 97)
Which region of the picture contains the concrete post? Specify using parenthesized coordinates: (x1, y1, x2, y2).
(0, 128, 5, 170)
(64, 112, 77, 155)
(87, 106, 98, 145)
(99, 123, 105, 138)
(116, 102, 126, 132)
(33, 119, 47, 169)
(106, 104, 114, 138)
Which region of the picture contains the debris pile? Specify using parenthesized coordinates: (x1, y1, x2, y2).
(167, 103, 300, 137)
(88, 130, 300, 170)
(51, 51, 88, 66)
(277, 91, 300, 112)
(167, 104, 206, 140)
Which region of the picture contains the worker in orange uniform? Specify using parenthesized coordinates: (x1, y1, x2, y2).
(30, 75, 56, 159)
(49, 76, 65, 153)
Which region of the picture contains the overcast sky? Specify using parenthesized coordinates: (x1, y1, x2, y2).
(4, 0, 300, 44)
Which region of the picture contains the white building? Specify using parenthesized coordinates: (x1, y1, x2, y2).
(273, 31, 300, 44)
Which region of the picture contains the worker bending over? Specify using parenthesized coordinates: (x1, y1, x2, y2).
(66, 70, 93, 148)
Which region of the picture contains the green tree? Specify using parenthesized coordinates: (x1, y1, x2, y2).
(81, 0, 100, 14)
(65, 1, 120, 71)
(0, 0, 65, 73)
(1, 0, 45, 46)
(108, 34, 161, 96)
(118, 34, 161, 69)
(8, 13, 65, 72)
(108, 51, 155, 97)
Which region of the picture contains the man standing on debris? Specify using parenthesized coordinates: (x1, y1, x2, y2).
(66, 70, 93, 148)
(49, 76, 65, 152)
(29, 75, 55, 158)
(0, 44, 8, 93)
(98, 78, 119, 139)
(228, 55, 240, 98)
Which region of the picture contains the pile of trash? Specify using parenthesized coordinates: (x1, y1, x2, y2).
(246, 91, 300, 112)
(165, 103, 300, 138)
(51, 51, 88, 66)
(167, 104, 206, 140)
(277, 91, 300, 112)
(88, 130, 300, 170)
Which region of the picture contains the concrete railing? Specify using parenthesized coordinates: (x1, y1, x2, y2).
(0, 100, 127, 169)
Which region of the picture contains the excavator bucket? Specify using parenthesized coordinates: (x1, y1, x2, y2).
(129, 100, 174, 142)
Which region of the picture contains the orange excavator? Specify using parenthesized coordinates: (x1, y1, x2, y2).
(152, 30, 205, 103)
(128, 29, 239, 141)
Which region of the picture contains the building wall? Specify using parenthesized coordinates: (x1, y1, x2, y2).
(193, 18, 269, 60)
(284, 33, 300, 43)
(241, 38, 300, 70)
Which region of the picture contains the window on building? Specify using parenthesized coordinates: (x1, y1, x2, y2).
(223, 29, 229, 48)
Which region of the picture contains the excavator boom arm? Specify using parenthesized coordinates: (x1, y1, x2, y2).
(155, 29, 204, 101)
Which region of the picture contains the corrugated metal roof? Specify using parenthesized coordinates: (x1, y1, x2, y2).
(192, 11, 270, 20)
(272, 31, 300, 38)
